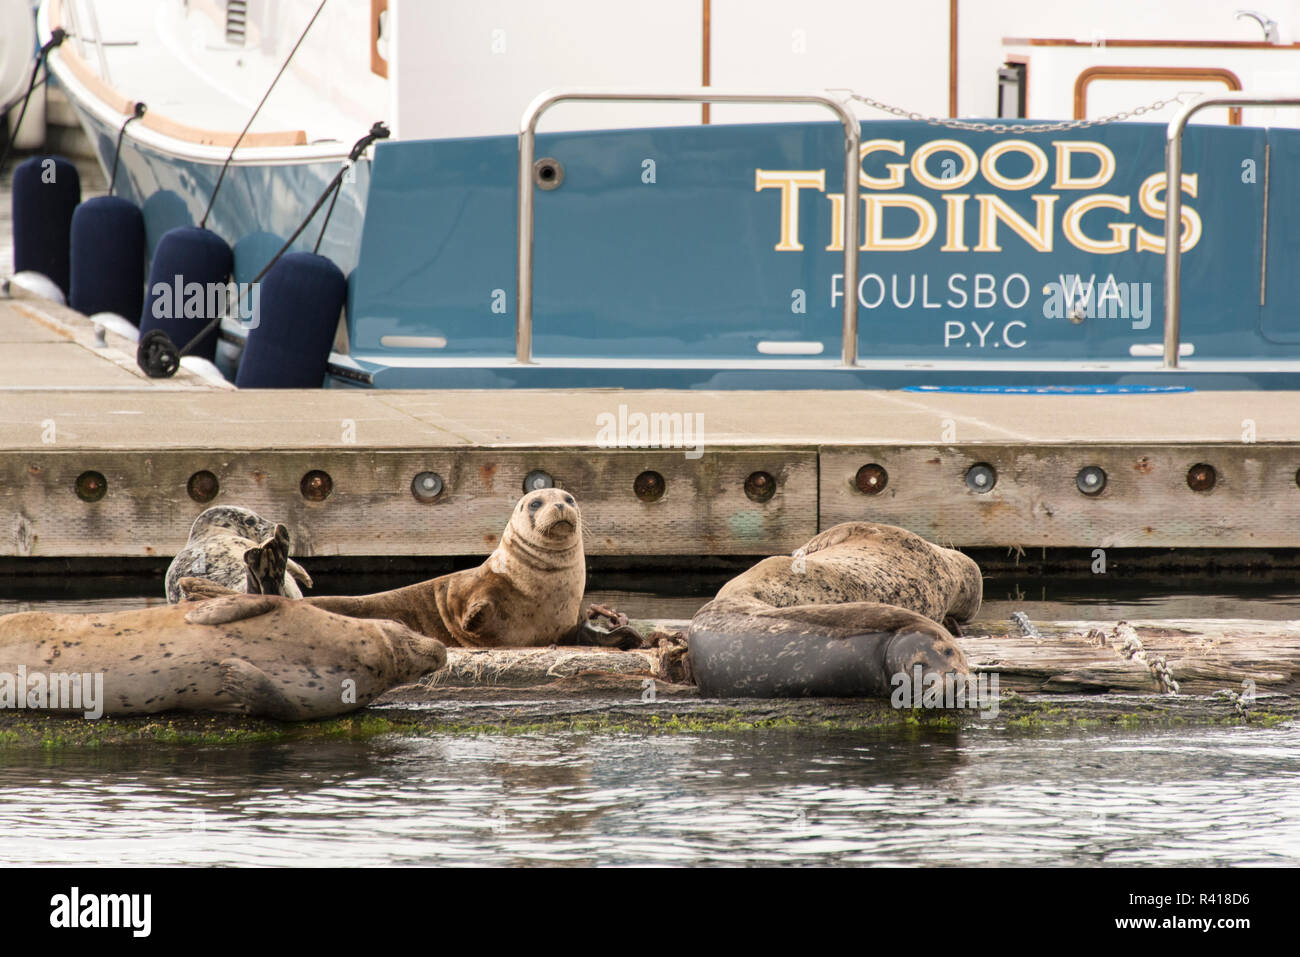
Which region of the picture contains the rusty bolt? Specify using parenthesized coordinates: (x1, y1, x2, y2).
(744, 470, 776, 503)
(75, 470, 107, 503)
(634, 470, 665, 502)
(187, 470, 220, 504)
(300, 470, 333, 502)
(855, 464, 888, 495)
(1186, 463, 1216, 492)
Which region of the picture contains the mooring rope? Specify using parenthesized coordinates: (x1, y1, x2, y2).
(108, 102, 146, 195)
(1010, 611, 1042, 640)
(0, 28, 66, 175)
(199, 0, 328, 229)
(1110, 621, 1180, 695)
(1213, 688, 1252, 717)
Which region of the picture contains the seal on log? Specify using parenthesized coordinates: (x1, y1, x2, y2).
(687, 522, 981, 698)
(0, 594, 447, 720)
(182, 488, 587, 648)
(165, 505, 312, 603)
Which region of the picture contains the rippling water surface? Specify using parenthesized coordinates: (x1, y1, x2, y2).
(1, 724, 1297, 866)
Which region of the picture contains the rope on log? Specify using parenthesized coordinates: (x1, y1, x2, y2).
(1111, 621, 1180, 694)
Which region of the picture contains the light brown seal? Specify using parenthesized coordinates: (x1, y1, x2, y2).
(182, 487, 587, 648)
(687, 522, 982, 698)
(0, 594, 446, 720)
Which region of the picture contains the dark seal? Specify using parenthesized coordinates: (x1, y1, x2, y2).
(687, 522, 981, 697)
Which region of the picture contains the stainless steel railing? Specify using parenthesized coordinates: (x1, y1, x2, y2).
(516, 88, 862, 365)
(1164, 92, 1300, 368)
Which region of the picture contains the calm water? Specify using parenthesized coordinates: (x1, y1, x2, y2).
(0, 725, 1297, 866)
(1, 581, 1298, 866)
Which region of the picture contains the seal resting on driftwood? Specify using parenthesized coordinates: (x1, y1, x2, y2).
(687, 522, 982, 698)
(0, 594, 446, 720)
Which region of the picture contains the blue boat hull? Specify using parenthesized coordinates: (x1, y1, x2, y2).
(339, 117, 1300, 389)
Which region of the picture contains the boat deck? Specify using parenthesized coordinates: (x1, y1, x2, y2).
(2, 286, 1299, 560)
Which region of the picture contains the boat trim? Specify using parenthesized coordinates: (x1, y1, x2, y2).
(1074, 66, 1243, 124)
(347, 354, 1300, 373)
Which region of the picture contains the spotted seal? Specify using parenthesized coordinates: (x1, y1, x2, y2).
(181, 488, 587, 648)
(0, 594, 447, 719)
(687, 522, 981, 697)
(165, 506, 312, 603)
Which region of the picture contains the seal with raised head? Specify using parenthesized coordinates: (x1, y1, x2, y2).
(181, 487, 587, 648)
(687, 522, 982, 698)
(165, 505, 313, 603)
(0, 594, 447, 719)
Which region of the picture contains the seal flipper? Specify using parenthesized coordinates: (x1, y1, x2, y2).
(287, 558, 313, 590)
(243, 524, 291, 596)
(177, 577, 240, 602)
(799, 522, 883, 555)
(460, 598, 492, 636)
(185, 594, 279, 625)
(218, 657, 305, 720)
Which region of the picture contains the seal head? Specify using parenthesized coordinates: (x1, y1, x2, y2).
(165, 505, 313, 604)
(688, 521, 979, 698)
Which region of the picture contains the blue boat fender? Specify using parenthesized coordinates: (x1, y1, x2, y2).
(69, 195, 145, 322)
(138, 226, 234, 363)
(235, 252, 346, 388)
(10, 154, 80, 297)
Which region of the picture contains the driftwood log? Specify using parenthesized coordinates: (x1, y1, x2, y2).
(408, 618, 1300, 699)
(964, 618, 1300, 696)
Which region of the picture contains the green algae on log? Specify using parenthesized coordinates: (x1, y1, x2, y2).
(1, 691, 1295, 749)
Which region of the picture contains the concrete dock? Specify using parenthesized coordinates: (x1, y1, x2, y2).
(2, 283, 1299, 561)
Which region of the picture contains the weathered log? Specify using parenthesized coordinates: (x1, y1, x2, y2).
(963, 618, 1300, 695)
(416, 617, 1300, 699)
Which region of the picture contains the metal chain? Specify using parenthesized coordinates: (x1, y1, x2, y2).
(828, 88, 1197, 133)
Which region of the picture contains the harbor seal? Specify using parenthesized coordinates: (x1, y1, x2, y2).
(0, 594, 446, 720)
(181, 487, 587, 648)
(687, 522, 981, 698)
(165, 505, 313, 603)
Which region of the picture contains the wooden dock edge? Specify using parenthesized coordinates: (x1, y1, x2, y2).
(3, 442, 1299, 557)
